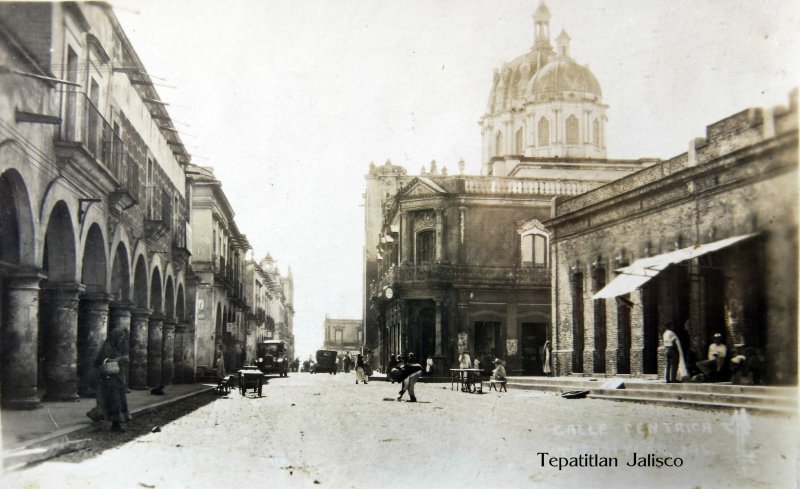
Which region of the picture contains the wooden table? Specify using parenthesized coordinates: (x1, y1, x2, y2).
(450, 368, 483, 393)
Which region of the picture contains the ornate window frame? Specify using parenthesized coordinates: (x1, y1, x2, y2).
(518, 218, 550, 267)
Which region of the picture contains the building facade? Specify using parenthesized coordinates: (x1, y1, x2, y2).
(185, 164, 250, 377)
(244, 254, 295, 362)
(547, 93, 798, 385)
(363, 2, 652, 375)
(322, 317, 362, 356)
(0, 2, 192, 408)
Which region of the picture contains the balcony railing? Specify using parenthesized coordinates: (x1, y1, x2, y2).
(371, 263, 549, 297)
(58, 90, 140, 200)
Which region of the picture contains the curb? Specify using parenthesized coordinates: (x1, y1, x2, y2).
(9, 386, 215, 451)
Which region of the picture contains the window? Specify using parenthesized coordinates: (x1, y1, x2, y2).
(415, 230, 435, 264)
(538, 117, 550, 146)
(566, 115, 579, 144)
(335, 330, 343, 344)
(495, 131, 504, 156)
(64, 47, 79, 140)
(593, 119, 600, 147)
(515, 127, 524, 154)
(521, 232, 548, 266)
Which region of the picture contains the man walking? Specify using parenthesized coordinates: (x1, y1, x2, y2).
(396, 353, 423, 402)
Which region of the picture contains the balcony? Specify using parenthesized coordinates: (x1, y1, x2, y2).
(171, 219, 191, 269)
(55, 90, 139, 207)
(371, 263, 550, 298)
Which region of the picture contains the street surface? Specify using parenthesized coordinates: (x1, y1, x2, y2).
(4, 373, 797, 489)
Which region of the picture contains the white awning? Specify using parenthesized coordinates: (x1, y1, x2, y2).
(592, 233, 758, 299)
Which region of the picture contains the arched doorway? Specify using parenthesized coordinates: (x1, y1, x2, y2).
(214, 303, 223, 371)
(0, 170, 39, 408)
(77, 223, 109, 396)
(129, 255, 149, 388)
(108, 242, 132, 388)
(40, 201, 80, 401)
(162, 276, 175, 385)
(147, 267, 163, 386)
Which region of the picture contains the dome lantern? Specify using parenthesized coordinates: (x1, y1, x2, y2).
(532, 2, 552, 49)
(556, 29, 571, 58)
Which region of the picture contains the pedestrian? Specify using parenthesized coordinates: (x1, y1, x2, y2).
(86, 329, 131, 432)
(355, 353, 369, 384)
(472, 357, 480, 372)
(397, 353, 423, 402)
(663, 323, 688, 383)
(425, 355, 434, 376)
(491, 358, 507, 381)
(216, 345, 226, 379)
(696, 333, 727, 382)
(458, 351, 472, 369)
(542, 340, 552, 377)
(240, 346, 247, 369)
(344, 352, 352, 373)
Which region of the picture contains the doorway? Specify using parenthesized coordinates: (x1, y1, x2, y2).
(521, 322, 547, 375)
(474, 321, 501, 368)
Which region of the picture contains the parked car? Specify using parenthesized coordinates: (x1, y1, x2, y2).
(255, 340, 289, 377)
(313, 349, 338, 374)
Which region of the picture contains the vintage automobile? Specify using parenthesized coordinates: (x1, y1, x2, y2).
(255, 340, 289, 377)
(312, 349, 338, 374)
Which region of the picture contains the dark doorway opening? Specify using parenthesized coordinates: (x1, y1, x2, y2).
(521, 322, 547, 375)
(571, 273, 584, 373)
(474, 320, 501, 369)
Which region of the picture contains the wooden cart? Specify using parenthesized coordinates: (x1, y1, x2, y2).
(238, 367, 265, 397)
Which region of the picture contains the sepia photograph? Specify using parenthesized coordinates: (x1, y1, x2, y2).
(0, 1, 797, 487)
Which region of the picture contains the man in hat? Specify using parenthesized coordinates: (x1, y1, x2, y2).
(491, 358, 507, 381)
(396, 353, 423, 402)
(696, 333, 727, 381)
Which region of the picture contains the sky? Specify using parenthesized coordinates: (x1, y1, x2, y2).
(112, 0, 800, 359)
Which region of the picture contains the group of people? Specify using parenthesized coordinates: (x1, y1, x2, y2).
(663, 322, 739, 384)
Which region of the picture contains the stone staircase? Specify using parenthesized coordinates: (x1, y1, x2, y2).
(506, 376, 798, 415)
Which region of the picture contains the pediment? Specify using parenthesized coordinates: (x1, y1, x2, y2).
(517, 218, 549, 235)
(400, 177, 447, 198)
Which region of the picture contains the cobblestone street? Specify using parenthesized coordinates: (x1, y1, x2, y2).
(4, 374, 797, 489)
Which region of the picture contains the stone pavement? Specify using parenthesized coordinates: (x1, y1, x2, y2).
(1, 384, 213, 450)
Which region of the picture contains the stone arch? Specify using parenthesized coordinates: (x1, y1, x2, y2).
(38, 182, 79, 271)
(39, 200, 81, 400)
(110, 241, 131, 303)
(0, 167, 39, 408)
(41, 201, 78, 283)
(175, 282, 186, 322)
(164, 276, 175, 320)
(0, 168, 36, 267)
(150, 267, 163, 315)
(80, 223, 107, 294)
(132, 255, 148, 309)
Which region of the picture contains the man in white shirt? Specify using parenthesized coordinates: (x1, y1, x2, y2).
(696, 333, 727, 380)
(663, 325, 679, 383)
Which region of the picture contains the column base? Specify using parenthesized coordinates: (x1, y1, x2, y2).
(2, 394, 42, 410)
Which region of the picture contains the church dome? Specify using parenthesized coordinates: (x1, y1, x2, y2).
(527, 55, 602, 101)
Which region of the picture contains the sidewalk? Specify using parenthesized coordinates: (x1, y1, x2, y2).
(1, 383, 213, 450)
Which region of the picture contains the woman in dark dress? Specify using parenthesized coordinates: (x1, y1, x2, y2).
(86, 329, 131, 432)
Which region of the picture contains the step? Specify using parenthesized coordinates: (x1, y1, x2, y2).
(506, 382, 593, 393)
(626, 382, 796, 397)
(591, 388, 797, 409)
(589, 393, 798, 415)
